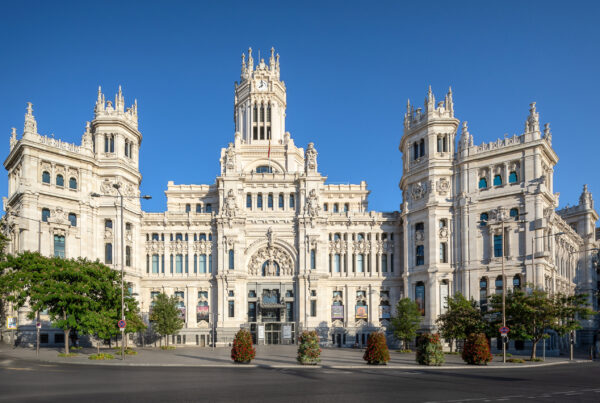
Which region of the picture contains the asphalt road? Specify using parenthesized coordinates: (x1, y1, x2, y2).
(1, 355, 599, 402)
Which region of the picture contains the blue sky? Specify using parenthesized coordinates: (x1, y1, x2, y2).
(1, 1, 599, 213)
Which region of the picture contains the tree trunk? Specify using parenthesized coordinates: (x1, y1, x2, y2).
(64, 329, 70, 355)
(531, 340, 538, 360)
(97, 339, 100, 355)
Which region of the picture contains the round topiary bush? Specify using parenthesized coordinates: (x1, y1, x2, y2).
(462, 333, 492, 365)
(297, 330, 322, 365)
(416, 333, 445, 366)
(231, 328, 256, 363)
(363, 332, 390, 365)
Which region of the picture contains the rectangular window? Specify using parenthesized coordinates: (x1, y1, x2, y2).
(289, 194, 295, 208)
(246, 194, 252, 208)
(185, 254, 189, 273)
(176, 254, 183, 273)
(105, 243, 112, 264)
(310, 249, 316, 270)
(196, 204, 202, 213)
(334, 254, 341, 273)
(185, 204, 191, 213)
(415, 282, 425, 316)
(357, 254, 364, 273)
(286, 302, 294, 321)
(54, 235, 65, 258)
(209, 254, 212, 273)
(440, 243, 448, 263)
(416, 245, 424, 266)
(229, 250, 235, 270)
(257, 194, 263, 208)
(391, 254, 394, 272)
(310, 300, 317, 317)
(42, 208, 50, 222)
(126, 246, 131, 267)
(268, 194, 273, 208)
(248, 302, 257, 322)
(146, 254, 149, 273)
(199, 254, 207, 273)
(278, 194, 284, 208)
(161, 254, 165, 273)
(170, 254, 174, 273)
(494, 235, 503, 258)
(381, 254, 388, 272)
(152, 254, 159, 273)
(228, 300, 235, 317)
(205, 204, 212, 213)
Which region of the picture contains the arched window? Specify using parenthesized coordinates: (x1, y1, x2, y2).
(419, 139, 425, 158)
(246, 194, 252, 209)
(413, 143, 419, 160)
(267, 104, 271, 122)
(440, 243, 448, 263)
(415, 222, 424, 231)
(494, 235, 503, 257)
(261, 260, 280, 276)
(509, 171, 518, 183)
(437, 136, 442, 152)
(105, 243, 113, 264)
(185, 204, 191, 213)
(151, 233, 159, 241)
(513, 275, 521, 290)
(228, 249, 235, 270)
(105, 219, 113, 229)
(278, 193, 284, 208)
(416, 245, 425, 266)
(310, 249, 316, 270)
(68, 213, 77, 227)
(381, 254, 388, 272)
(415, 282, 425, 315)
(478, 177, 488, 189)
(124, 140, 129, 157)
(480, 212, 488, 227)
(104, 135, 109, 152)
(289, 194, 295, 208)
(255, 165, 272, 173)
(323, 203, 328, 212)
(493, 174, 502, 186)
(357, 254, 364, 273)
(41, 208, 50, 222)
(333, 203, 339, 213)
(257, 194, 263, 208)
(480, 277, 488, 312)
(334, 233, 341, 241)
(69, 177, 77, 190)
(260, 103, 265, 122)
(344, 203, 349, 212)
(357, 233, 364, 241)
(205, 204, 212, 213)
(268, 193, 273, 208)
(42, 171, 50, 184)
(510, 208, 519, 220)
(56, 174, 64, 187)
(175, 254, 183, 273)
(439, 219, 447, 229)
(109, 135, 115, 153)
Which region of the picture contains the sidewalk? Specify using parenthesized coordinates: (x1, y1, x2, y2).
(0, 344, 590, 369)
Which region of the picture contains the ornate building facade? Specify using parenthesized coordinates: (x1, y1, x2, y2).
(2, 49, 598, 348)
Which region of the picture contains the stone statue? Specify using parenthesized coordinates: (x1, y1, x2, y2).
(305, 189, 321, 217)
(225, 142, 236, 171)
(224, 189, 237, 217)
(305, 142, 318, 172)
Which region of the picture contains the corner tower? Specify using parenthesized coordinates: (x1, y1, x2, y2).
(399, 87, 459, 331)
(234, 47, 286, 145)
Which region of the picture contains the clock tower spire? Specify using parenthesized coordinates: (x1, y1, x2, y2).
(234, 47, 286, 145)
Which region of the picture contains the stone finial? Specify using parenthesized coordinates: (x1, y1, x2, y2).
(459, 121, 472, 149)
(579, 184, 594, 208)
(543, 122, 552, 145)
(9, 127, 17, 151)
(305, 142, 318, 173)
(23, 102, 37, 137)
(269, 47, 275, 68)
(525, 102, 540, 133)
(247, 47, 254, 72)
(445, 86, 454, 116)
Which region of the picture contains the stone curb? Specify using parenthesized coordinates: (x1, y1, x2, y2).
(1, 351, 589, 370)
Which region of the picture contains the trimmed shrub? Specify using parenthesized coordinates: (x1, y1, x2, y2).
(57, 353, 78, 357)
(507, 358, 525, 363)
(160, 345, 176, 350)
(89, 353, 114, 360)
(297, 331, 322, 365)
(231, 328, 256, 363)
(416, 333, 445, 366)
(363, 332, 390, 365)
(462, 333, 493, 365)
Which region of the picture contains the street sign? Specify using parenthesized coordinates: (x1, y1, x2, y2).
(499, 326, 510, 335)
(118, 319, 127, 329)
(36, 322, 41, 329)
(6, 317, 17, 330)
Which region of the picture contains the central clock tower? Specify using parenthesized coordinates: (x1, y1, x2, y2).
(234, 47, 287, 145)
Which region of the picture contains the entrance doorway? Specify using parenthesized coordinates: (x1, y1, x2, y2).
(265, 323, 281, 344)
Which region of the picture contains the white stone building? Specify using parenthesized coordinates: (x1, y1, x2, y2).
(2, 49, 598, 349)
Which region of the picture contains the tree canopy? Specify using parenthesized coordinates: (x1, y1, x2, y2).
(435, 293, 487, 351)
(149, 293, 183, 346)
(391, 298, 422, 350)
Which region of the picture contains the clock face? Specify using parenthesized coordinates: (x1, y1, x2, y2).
(257, 80, 268, 91)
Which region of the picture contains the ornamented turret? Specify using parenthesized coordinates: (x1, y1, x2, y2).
(94, 86, 138, 129)
(9, 127, 17, 151)
(81, 121, 93, 151)
(458, 121, 473, 150)
(580, 184, 593, 209)
(404, 87, 454, 130)
(524, 102, 540, 134)
(23, 102, 38, 139)
(543, 122, 552, 145)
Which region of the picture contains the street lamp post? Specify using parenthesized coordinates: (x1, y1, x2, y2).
(91, 187, 151, 361)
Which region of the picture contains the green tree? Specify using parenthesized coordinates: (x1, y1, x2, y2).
(391, 298, 421, 350)
(149, 293, 183, 346)
(123, 295, 147, 348)
(436, 293, 487, 351)
(1, 252, 122, 354)
(489, 287, 594, 359)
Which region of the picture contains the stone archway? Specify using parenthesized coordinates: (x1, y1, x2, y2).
(248, 244, 294, 276)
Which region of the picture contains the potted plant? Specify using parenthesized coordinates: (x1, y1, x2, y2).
(416, 333, 445, 366)
(230, 328, 256, 364)
(297, 330, 322, 365)
(462, 333, 493, 365)
(363, 332, 390, 365)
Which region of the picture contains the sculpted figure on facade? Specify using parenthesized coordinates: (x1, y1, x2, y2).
(224, 142, 236, 171)
(224, 189, 237, 217)
(305, 142, 318, 173)
(411, 181, 427, 201)
(305, 189, 321, 217)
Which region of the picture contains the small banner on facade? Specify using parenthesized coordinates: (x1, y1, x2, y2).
(196, 305, 209, 321)
(331, 305, 344, 320)
(355, 306, 368, 319)
(379, 305, 391, 319)
(6, 317, 17, 330)
(178, 306, 186, 320)
(258, 325, 265, 339)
